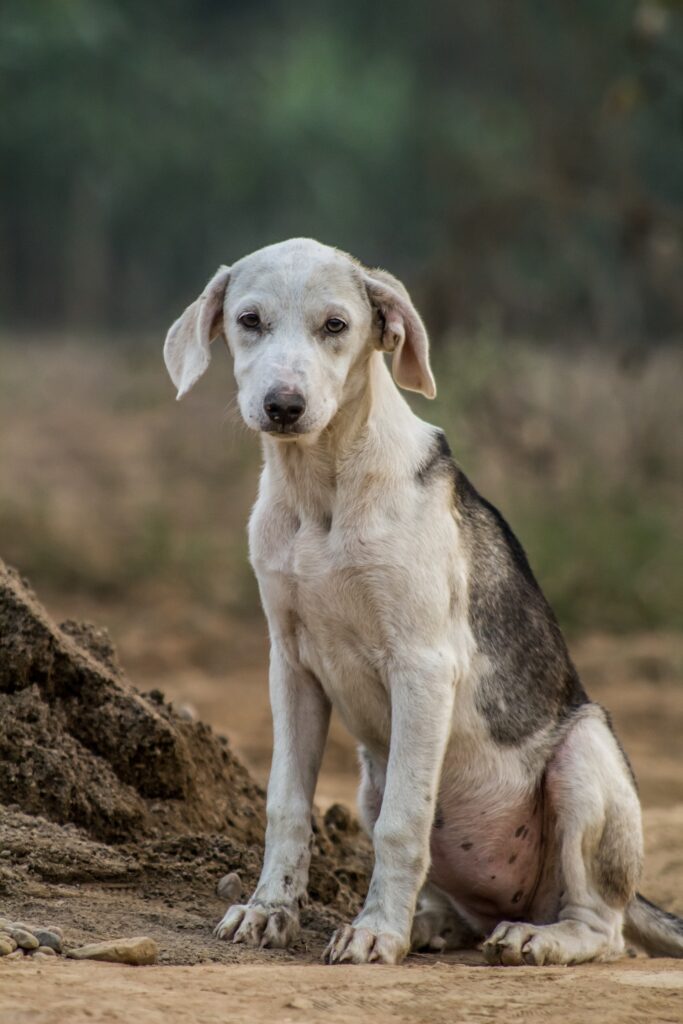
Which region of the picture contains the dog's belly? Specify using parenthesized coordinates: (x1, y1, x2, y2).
(429, 784, 544, 927)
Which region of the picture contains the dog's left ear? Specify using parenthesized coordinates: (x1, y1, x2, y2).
(163, 265, 231, 400)
(362, 268, 436, 399)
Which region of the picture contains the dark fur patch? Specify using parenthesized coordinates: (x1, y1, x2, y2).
(446, 461, 588, 745)
(633, 894, 683, 935)
(416, 430, 452, 485)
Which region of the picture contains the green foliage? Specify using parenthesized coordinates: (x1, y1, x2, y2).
(0, 1, 681, 339)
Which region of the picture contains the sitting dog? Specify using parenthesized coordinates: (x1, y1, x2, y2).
(164, 237, 683, 965)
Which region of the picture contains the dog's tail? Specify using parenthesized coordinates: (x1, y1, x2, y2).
(624, 893, 683, 957)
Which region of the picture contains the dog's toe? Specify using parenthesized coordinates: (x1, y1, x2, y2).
(324, 924, 406, 965)
(215, 903, 298, 949)
(483, 922, 536, 966)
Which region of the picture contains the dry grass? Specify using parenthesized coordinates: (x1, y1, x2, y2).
(0, 334, 680, 653)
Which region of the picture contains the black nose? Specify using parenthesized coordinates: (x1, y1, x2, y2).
(263, 388, 306, 427)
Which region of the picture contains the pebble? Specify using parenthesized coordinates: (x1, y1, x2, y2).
(66, 936, 158, 966)
(216, 872, 242, 902)
(0, 937, 17, 956)
(36, 946, 57, 956)
(9, 929, 39, 951)
(177, 702, 198, 722)
(45, 925, 64, 941)
(286, 996, 313, 1011)
(32, 930, 63, 953)
(3, 950, 25, 961)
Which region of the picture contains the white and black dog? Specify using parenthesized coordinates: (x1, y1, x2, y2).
(164, 238, 683, 965)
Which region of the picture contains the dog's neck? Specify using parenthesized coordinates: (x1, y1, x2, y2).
(261, 353, 432, 524)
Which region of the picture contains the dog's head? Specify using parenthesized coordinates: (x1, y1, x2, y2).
(164, 238, 435, 439)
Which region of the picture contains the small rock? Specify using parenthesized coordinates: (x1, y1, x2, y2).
(45, 925, 64, 941)
(177, 702, 198, 722)
(10, 929, 39, 951)
(0, 850, 11, 859)
(66, 936, 158, 966)
(31, 930, 62, 953)
(4, 950, 25, 961)
(36, 946, 57, 956)
(0, 918, 13, 930)
(0, 937, 17, 956)
(286, 996, 313, 1011)
(216, 872, 242, 902)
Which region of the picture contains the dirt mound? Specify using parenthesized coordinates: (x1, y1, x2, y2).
(0, 560, 371, 961)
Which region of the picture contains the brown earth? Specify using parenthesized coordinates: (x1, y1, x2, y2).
(0, 559, 371, 964)
(1, 562, 682, 1023)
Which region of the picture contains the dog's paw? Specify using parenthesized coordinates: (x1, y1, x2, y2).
(214, 902, 299, 949)
(483, 921, 538, 965)
(323, 924, 407, 965)
(483, 921, 586, 966)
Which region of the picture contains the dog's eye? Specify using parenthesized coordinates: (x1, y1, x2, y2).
(238, 311, 261, 329)
(325, 317, 347, 334)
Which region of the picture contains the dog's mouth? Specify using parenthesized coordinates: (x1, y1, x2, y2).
(261, 423, 305, 439)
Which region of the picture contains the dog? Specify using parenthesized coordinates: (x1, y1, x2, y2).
(164, 237, 683, 965)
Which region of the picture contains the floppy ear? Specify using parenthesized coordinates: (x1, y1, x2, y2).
(163, 265, 231, 400)
(362, 267, 436, 399)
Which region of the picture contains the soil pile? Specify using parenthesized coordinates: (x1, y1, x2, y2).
(0, 560, 371, 962)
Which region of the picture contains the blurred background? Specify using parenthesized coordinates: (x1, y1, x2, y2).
(0, 0, 681, 806)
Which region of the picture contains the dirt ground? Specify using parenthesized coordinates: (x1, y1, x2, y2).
(1, 576, 682, 1021)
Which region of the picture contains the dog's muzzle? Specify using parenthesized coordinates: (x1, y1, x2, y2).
(263, 388, 306, 430)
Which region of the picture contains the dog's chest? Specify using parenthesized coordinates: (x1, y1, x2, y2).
(259, 516, 397, 749)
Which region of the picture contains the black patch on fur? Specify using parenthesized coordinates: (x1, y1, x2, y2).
(635, 893, 683, 935)
(416, 430, 452, 485)
(461, 840, 473, 851)
(511, 890, 523, 904)
(433, 805, 445, 829)
(443, 459, 588, 745)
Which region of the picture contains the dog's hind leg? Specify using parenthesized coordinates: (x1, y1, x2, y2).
(483, 706, 643, 966)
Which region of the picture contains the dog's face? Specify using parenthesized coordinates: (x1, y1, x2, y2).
(225, 241, 376, 439)
(164, 238, 435, 439)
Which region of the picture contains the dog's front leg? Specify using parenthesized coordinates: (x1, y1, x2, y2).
(325, 651, 455, 964)
(215, 643, 331, 948)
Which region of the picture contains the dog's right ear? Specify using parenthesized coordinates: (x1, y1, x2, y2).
(163, 265, 231, 400)
(361, 266, 436, 399)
